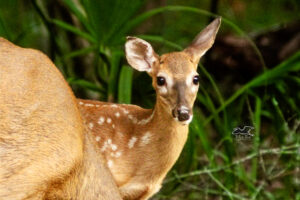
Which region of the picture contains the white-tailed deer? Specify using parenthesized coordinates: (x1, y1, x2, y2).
(78, 17, 221, 200)
(0, 38, 122, 199)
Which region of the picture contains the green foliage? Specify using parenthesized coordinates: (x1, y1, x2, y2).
(0, 0, 299, 199)
(118, 65, 133, 104)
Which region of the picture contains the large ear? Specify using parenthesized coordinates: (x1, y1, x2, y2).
(125, 36, 158, 73)
(184, 17, 221, 64)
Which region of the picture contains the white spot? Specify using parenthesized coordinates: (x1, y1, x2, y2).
(111, 104, 118, 108)
(110, 152, 121, 158)
(115, 151, 122, 158)
(107, 139, 112, 144)
(115, 112, 120, 118)
(128, 115, 138, 124)
(95, 136, 100, 142)
(85, 103, 94, 107)
(98, 116, 105, 125)
(107, 160, 113, 168)
(88, 122, 94, 129)
(107, 117, 112, 124)
(140, 132, 152, 146)
(117, 131, 124, 138)
(96, 105, 100, 107)
(79, 101, 84, 105)
(138, 111, 154, 125)
(128, 137, 137, 148)
(112, 124, 115, 129)
(158, 86, 167, 94)
(101, 141, 108, 152)
(120, 107, 129, 114)
(111, 144, 117, 151)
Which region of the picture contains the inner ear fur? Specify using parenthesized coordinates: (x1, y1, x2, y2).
(125, 36, 158, 73)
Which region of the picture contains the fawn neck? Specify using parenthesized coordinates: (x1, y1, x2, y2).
(152, 96, 189, 145)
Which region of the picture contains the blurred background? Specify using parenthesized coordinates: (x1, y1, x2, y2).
(0, 0, 299, 199)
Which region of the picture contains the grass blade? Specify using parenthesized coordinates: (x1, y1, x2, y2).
(67, 77, 105, 93)
(204, 50, 300, 125)
(63, 45, 97, 59)
(52, 19, 96, 43)
(108, 51, 122, 102)
(138, 35, 183, 51)
(118, 65, 133, 104)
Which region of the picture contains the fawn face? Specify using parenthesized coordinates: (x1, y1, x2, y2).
(125, 18, 221, 124)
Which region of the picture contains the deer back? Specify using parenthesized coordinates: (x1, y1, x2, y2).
(0, 38, 121, 199)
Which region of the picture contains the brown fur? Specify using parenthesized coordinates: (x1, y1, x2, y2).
(0, 38, 121, 200)
(77, 52, 195, 200)
(77, 18, 221, 200)
(78, 99, 189, 200)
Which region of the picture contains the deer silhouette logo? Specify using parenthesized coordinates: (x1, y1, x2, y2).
(232, 126, 254, 137)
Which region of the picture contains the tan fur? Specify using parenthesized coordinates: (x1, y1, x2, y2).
(77, 18, 221, 200)
(0, 38, 121, 200)
(78, 99, 189, 200)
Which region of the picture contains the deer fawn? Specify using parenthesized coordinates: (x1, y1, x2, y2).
(78, 17, 221, 200)
(0, 38, 122, 199)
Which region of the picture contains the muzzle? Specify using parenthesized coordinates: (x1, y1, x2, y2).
(172, 105, 192, 123)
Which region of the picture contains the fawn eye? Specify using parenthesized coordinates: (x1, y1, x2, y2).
(157, 76, 166, 86)
(193, 75, 200, 85)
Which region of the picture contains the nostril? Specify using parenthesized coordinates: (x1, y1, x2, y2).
(178, 113, 190, 121)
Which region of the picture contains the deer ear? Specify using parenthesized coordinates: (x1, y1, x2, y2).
(184, 17, 221, 64)
(125, 36, 158, 73)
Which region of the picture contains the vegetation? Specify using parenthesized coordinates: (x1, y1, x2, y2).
(0, 0, 299, 199)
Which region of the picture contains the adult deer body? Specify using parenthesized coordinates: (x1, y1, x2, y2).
(78, 18, 221, 200)
(0, 38, 121, 199)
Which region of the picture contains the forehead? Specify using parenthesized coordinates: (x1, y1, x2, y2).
(158, 52, 195, 78)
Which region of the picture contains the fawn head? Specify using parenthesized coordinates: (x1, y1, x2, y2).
(125, 18, 221, 125)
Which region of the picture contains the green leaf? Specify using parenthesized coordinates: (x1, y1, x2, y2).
(118, 65, 133, 104)
(108, 51, 122, 102)
(0, 13, 9, 39)
(138, 35, 183, 51)
(190, 109, 214, 164)
(80, 0, 144, 44)
(52, 19, 96, 43)
(204, 50, 300, 125)
(67, 77, 105, 93)
(251, 96, 262, 181)
(63, 45, 97, 59)
(61, 0, 93, 33)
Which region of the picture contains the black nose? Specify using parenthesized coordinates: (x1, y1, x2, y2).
(177, 109, 190, 121)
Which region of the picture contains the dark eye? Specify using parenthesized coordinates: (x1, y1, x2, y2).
(193, 75, 200, 85)
(157, 76, 166, 86)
